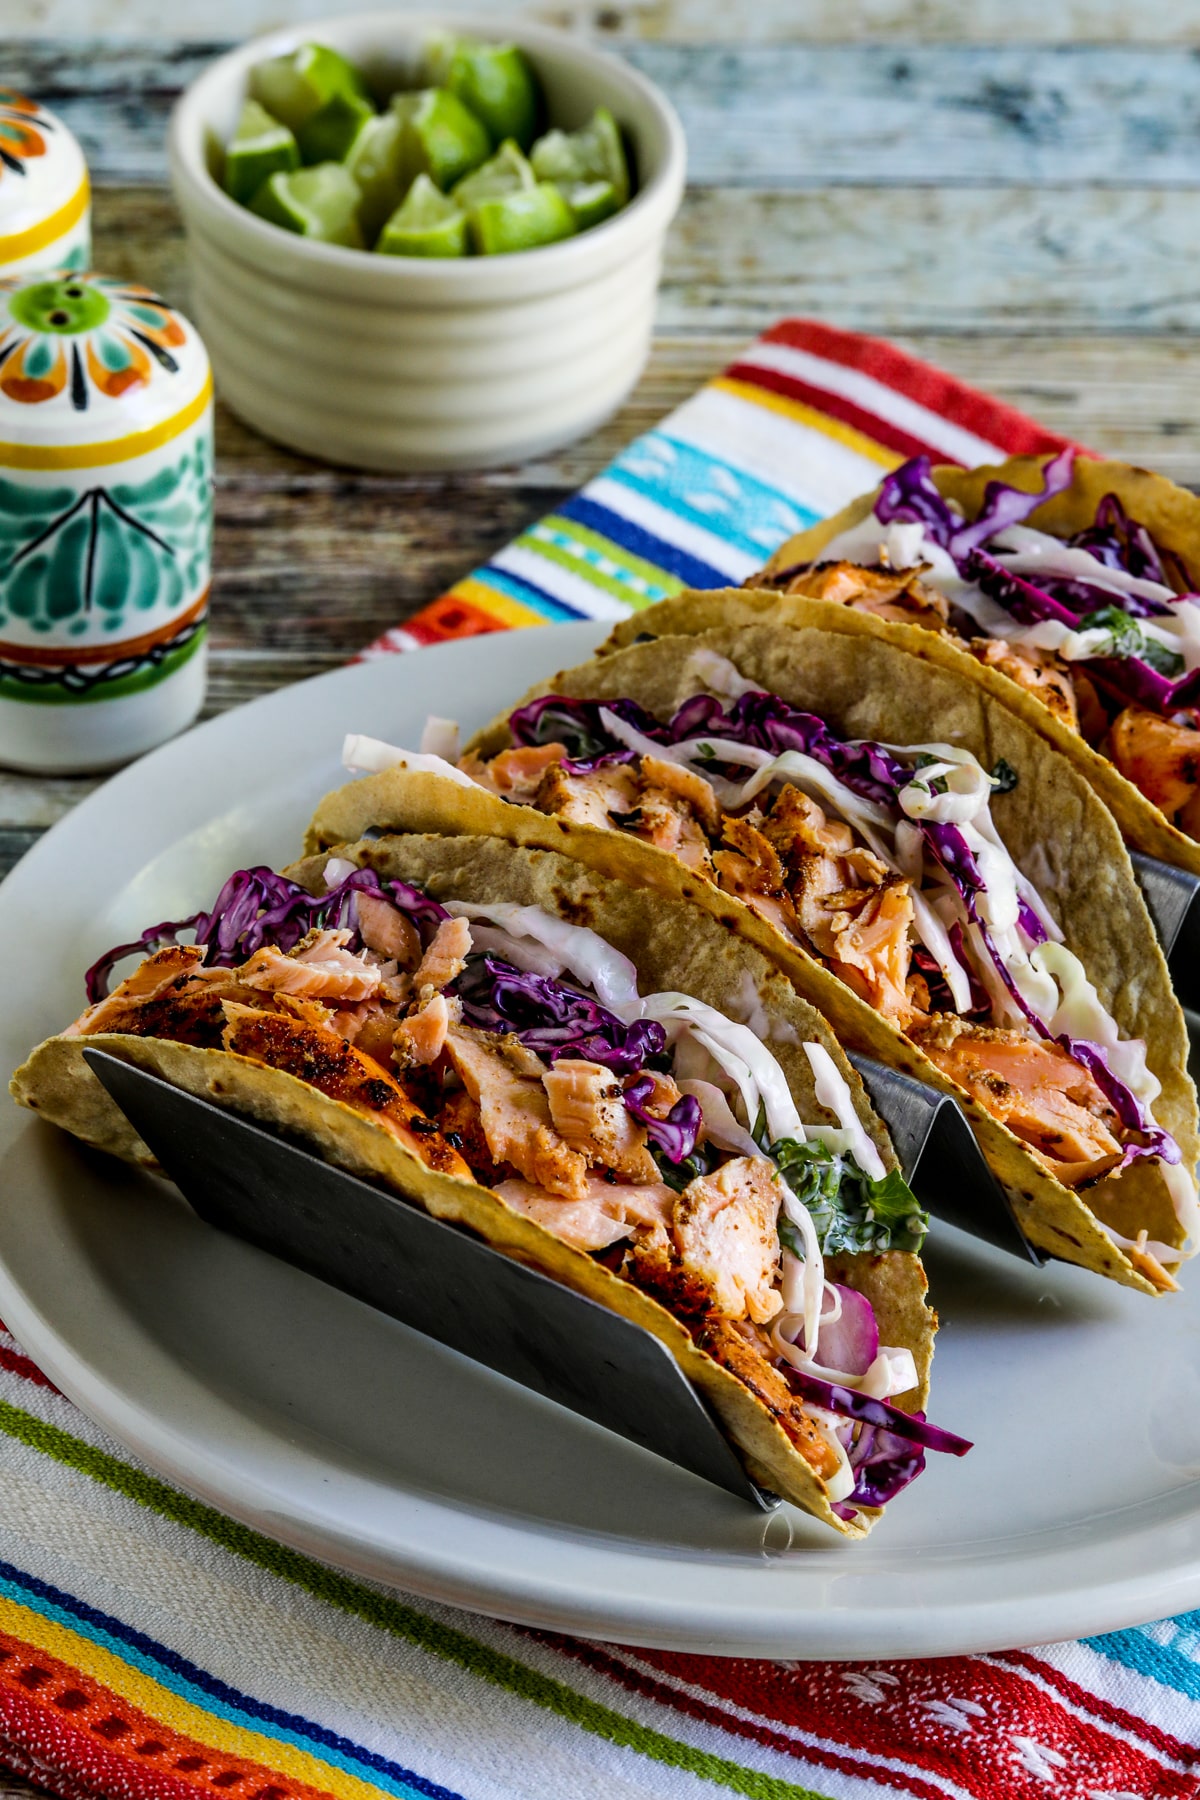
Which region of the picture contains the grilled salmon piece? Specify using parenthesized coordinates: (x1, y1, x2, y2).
(220, 1001, 470, 1178)
(354, 891, 421, 967)
(413, 916, 472, 992)
(494, 1172, 675, 1252)
(65, 947, 260, 1049)
(969, 638, 1080, 734)
(1107, 706, 1200, 826)
(443, 1025, 589, 1201)
(394, 991, 455, 1067)
(912, 1017, 1125, 1185)
(534, 760, 640, 828)
(671, 1155, 783, 1325)
(542, 1057, 659, 1183)
(462, 741, 567, 800)
(640, 753, 723, 835)
(694, 1316, 841, 1479)
(769, 560, 951, 631)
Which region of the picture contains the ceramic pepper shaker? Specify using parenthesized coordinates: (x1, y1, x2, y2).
(0, 270, 213, 772)
(0, 88, 90, 276)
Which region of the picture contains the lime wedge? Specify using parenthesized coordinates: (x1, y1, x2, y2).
(560, 178, 619, 231)
(346, 110, 408, 241)
(468, 180, 575, 255)
(249, 42, 368, 136)
(250, 162, 364, 246)
(224, 98, 299, 205)
(377, 173, 468, 257)
(450, 138, 534, 209)
(393, 87, 490, 193)
(425, 34, 541, 151)
(296, 88, 375, 165)
(530, 106, 630, 207)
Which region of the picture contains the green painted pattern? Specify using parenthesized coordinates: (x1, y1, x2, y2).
(0, 1397, 833, 1800)
(0, 620, 205, 704)
(0, 434, 211, 640)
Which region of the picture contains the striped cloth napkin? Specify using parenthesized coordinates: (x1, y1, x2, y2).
(3, 320, 1198, 1800)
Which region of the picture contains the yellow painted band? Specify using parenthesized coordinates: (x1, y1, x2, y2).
(0, 368, 212, 469)
(0, 1593, 387, 1800)
(713, 375, 902, 469)
(0, 172, 89, 261)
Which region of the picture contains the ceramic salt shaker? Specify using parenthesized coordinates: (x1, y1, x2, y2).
(0, 89, 91, 276)
(0, 269, 213, 772)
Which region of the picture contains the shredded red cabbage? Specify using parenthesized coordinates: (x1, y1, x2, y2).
(875, 448, 1075, 561)
(454, 955, 665, 1076)
(833, 1420, 926, 1516)
(871, 454, 1200, 715)
(784, 1366, 973, 1457)
(622, 1074, 702, 1163)
(84, 865, 449, 1004)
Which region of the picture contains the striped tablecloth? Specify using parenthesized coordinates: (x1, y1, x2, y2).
(4, 320, 1199, 1800)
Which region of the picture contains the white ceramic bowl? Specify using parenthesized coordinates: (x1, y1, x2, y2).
(168, 14, 687, 471)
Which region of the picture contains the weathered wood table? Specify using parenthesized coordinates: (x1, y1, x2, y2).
(2, 0, 1198, 1789)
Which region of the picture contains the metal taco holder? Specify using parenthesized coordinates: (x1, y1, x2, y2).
(1131, 852, 1200, 1015)
(84, 1041, 1035, 1511)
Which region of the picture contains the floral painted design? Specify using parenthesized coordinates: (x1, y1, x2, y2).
(0, 272, 187, 410)
(0, 90, 51, 182)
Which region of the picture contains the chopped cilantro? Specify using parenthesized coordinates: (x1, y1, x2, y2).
(770, 1137, 928, 1255)
(1081, 605, 1184, 678)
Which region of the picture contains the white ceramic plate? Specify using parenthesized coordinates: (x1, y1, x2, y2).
(2, 623, 1199, 1661)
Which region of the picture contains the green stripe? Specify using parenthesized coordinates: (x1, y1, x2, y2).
(0, 628, 205, 706)
(0, 1399, 832, 1800)
(519, 518, 685, 605)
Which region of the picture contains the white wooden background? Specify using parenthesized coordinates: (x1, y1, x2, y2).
(0, 2, 1197, 1780)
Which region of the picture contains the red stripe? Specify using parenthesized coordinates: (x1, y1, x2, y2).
(724, 360, 952, 464)
(0, 1340, 58, 1393)
(759, 320, 1087, 459)
(0, 1627, 337, 1800)
(530, 1633, 961, 1800)
(580, 1640, 1195, 1800)
(997, 1647, 1199, 1769)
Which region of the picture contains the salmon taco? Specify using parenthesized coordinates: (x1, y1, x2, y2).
(693, 450, 1200, 879)
(308, 621, 1200, 1296)
(11, 832, 959, 1535)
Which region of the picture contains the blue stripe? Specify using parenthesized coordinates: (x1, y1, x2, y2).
(608, 429, 820, 562)
(0, 1559, 464, 1800)
(1086, 1613, 1200, 1703)
(469, 565, 577, 623)
(555, 493, 729, 590)
(475, 562, 584, 622)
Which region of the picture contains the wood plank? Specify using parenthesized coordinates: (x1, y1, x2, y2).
(665, 186, 1200, 335)
(88, 181, 1200, 341)
(13, 2, 1200, 46)
(16, 40, 1200, 187)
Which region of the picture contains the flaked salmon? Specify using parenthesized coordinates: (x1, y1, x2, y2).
(442, 1024, 589, 1200)
(771, 559, 951, 631)
(541, 1057, 659, 1183)
(535, 759, 640, 828)
(394, 991, 456, 1067)
(912, 1016, 1125, 1184)
(240, 929, 382, 1003)
(670, 1155, 784, 1325)
(494, 1171, 675, 1252)
(413, 916, 472, 992)
(355, 891, 421, 967)
(969, 638, 1079, 734)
